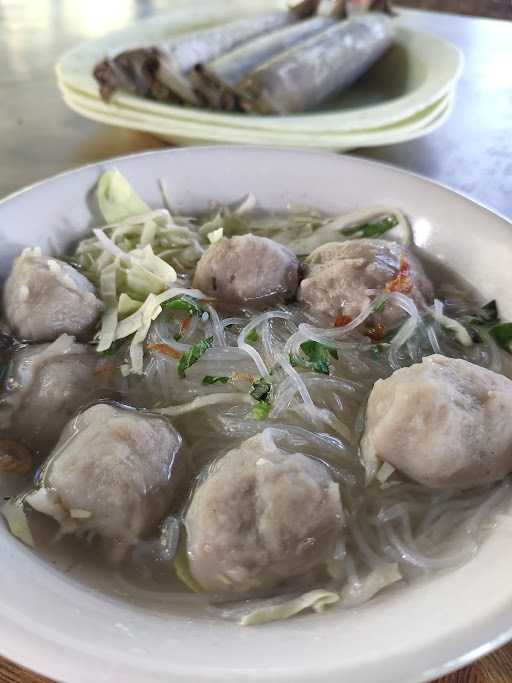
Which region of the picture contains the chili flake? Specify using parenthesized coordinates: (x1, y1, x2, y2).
(385, 254, 413, 294)
(147, 343, 183, 359)
(364, 323, 386, 342)
(334, 314, 353, 328)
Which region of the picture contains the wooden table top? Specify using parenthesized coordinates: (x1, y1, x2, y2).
(1, 1, 512, 681)
(4, 646, 512, 683)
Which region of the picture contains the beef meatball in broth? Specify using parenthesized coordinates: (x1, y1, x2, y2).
(26, 404, 186, 557)
(361, 354, 512, 489)
(185, 431, 343, 594)
(3, 247, 102, 342)
(298, 238, 433, 326)
(192, 234, 300, 310)
(0, 334, 110, 456)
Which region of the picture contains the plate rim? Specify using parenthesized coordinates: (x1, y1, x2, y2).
(57, 82, 455, 150)
(58, 77, 454, 139)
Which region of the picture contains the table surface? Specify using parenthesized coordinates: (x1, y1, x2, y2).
(1, 1, 512, 682)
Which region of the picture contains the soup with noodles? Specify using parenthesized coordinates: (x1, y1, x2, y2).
(1, 169, 512, 625)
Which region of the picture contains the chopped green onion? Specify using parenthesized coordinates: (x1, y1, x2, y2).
(468, 300, 499, 326)
(164, 296, 208, 319)
(202, 375, 230, 385)
(245, 329, 259, 344)
(249, 377, 272, 420)
(341, 215, 398, 239)
(177, 337, 214, 378)
(251, 401, 272, 421)
(296, 340, 338, 375)
(459, 301, 512, 351)
(490, 323, 512, 352)
(374, 299, 387, 314)
(370, 343, 386, 358)
(250, 378, 271, 403)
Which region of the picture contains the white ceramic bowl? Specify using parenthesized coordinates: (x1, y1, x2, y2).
(1, 147, 512, 683)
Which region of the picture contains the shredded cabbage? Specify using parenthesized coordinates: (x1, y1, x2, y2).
(73, 170, 213, 372)
(157, 393, 252, 417)
(96, 169, 150, 223)
(96, 261, 118, 353)
(361, 437, 380, 484)
(118, 293, 142, 318)
(174, 535, 203, 593)
(376, 462, 396, 484)
(81, 174, 419, 374)
(284, 207, 412, 256)
(207, 227, 224, 244)
(20, 246, 42, 259)
(128, 304, 157, 375)
(239, 589, 340, 626)
(338, 564, 402, 608)
(114, 293, 162, 341)
(2, 497, 35, 548)
(198, 212, 223, 238)
(431, 299, 473, 347)
(127, 244, 177, 289)
(235, 193, 257, 215)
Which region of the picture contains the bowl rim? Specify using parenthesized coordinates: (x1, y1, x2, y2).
(2, 145, 509, 226)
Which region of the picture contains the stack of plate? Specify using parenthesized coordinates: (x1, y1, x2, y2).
(56, 0, 463, 152)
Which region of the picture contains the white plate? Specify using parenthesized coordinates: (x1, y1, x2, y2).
(58, 80, 454, 151)
(1, 148, 512, 683)
(56, 0, 463, 136)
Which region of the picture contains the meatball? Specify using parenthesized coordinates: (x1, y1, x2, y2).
(185, 431, 343, 594)
(361, 354, 512, 489)
(3, 247, 103, 342)
(298, 238, 433, 326)
(0, 334, 109, 456)
(26, 403, 186, 555)
(192, 234, 300, 310)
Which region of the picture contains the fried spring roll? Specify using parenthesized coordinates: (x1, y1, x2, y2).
(94, 1, 317, 106)
(238, 13, 394, 115)
(191, 15, 335, 111)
